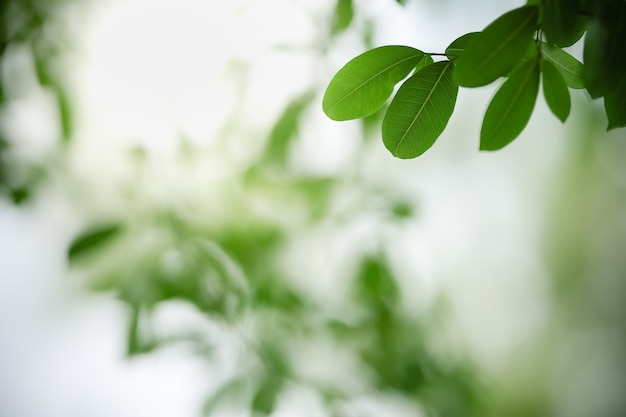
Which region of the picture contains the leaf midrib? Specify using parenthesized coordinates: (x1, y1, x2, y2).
(542, 45, 581, 84)
(327, 52, 423, 112)
(465, 8, 536, 80)
(487, 61, 536, 142)
(394, 61, 452, 154)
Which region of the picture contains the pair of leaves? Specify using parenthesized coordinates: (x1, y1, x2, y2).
(322, 46, 457, 158)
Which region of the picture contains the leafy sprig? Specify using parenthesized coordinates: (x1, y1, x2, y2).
(323, 1, 626, 159)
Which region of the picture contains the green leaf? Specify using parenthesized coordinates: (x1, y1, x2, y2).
(604, 77, 626, 130)
(445, 32, 480, 61)
(541, 42, 584, 89)
(57, 89, 73, 143)
(251, 378, 282, 415)
(583, 3, 626, 99)
(323, 46, 424, 120)
(68, 223, 122, 261)
(10, 187, 29, 205)
(415, 54, 434, 72)
(354, 256, 399, 309)
(542, 59, 571, 122)
(331, 0, 354, 35)
(382, 61, 457, 158)
(480, 58, 540, 150)
(543, 0, 580, 47)
(453, 6, 538, 87)
(263, 92, 314, 165)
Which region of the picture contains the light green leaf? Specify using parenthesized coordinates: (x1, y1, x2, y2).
(445, 32, 480, 61)
(331, 0, 354, 35)
(541, 42, 584, 89)
(323, 46, 424, 120)
(415, 54, 434, 72)
(542, 59, 571, 122)
(604, 77, 626, 130)
(453, 6, 538, 87)
(382, 61, 457, 158)
(480, 58, 540, 150)
(543, 0, 579, 47)
(264, 92, 314, 164)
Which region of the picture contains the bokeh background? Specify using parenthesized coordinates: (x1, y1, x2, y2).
(1, 0, 625, 416)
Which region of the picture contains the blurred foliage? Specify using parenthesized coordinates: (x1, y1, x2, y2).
(62, 2, 490, 411)
(2, 0, 623, 416)
(0, 0, 74, 203)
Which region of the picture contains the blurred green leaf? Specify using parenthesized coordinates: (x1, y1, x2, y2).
(382, 61, 457, 158)
(331, 0, 354, 35)
(604, 77, 626, 130)
(543, 0, 580, 47)
(323, 46, 424, 120)
(10, 187, 29, 205)
(390, 199, 414, 219)
(264, 92, 314, 165)
(251, 376, 283, 415)
(453, 6, 538, 87)
(542, 59, 571, 122)
(480, 58, 540, 150)
(583, 3, 626, 98)
(56, 89, 73, 143)
(67, 223, 123, 262)
(354, 256, 399, 309)
(202, 377, 247, 416)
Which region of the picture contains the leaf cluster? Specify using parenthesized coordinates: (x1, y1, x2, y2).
(323, 0, 626, 158)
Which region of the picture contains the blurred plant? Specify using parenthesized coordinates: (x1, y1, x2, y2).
(0, 0, 76, 203)
(67, 130, 486, 416)
(62, 4, 491, 416)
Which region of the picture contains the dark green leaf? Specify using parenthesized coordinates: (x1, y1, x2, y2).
(604, 77, 626, 130)
(251, 375, 283, 415)
(382, 61, 457, 158)
(543, 0, 580, 47)
(323, 46, 424, 120)
(453, 6, 538, 87)
(583, 3, 626, 98)
(67, 223, 122, 261)
(480, 58, 540, 150)
(541, 42, 584, 89)
(445, 32, 480, 61)
(542, 59, 571, 122)
(10, 187, 29, 205)
(331, 0, 354, 35)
